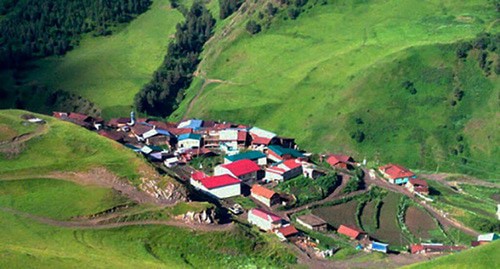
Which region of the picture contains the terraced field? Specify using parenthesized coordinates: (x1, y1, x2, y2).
(360, 199, 379, 233)
(405, 206, 440, 242)
(313, 199, 360, 230)
(371, 192, 407, 246)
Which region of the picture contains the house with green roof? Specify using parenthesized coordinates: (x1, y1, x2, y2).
(177, 133, 202, 149)
(267, 145, 304, 162)
(224, 150, 267, 165)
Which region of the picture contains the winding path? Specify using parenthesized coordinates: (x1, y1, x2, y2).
(0, 207, 233, 232)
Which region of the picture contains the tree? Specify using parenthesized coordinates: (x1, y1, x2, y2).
(246, 20, 261, 34)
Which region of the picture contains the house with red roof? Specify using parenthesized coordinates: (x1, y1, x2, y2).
(378, 164, 416, 185)
(337, 225, 364, 240)
(275, 225, 299, 241)
(265, 159, 303, 182)
(248, 208, 283, 231)
(190, 173, 241, 199)
(406, 178, 429, 195)
(326, 154, 355, 170)
(214, 159, 260, 182)
(251, 184, 280, 207)
(107, 117, 130, 128)
(249, 127, 277, 146)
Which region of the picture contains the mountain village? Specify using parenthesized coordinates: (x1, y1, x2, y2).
(52, 111, 499, 260)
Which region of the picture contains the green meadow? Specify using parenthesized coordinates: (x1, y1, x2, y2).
(0, 178, 129, 220)
(176, 0, 499, 179)
(0, 178, 295, 268)
(1, 0, 184, 118)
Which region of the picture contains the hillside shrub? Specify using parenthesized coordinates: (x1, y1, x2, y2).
(343, 176, 361, 194)
(246, 20, 262, 34)
(278, 173, 340, 208)
(219, 0, 244, 19)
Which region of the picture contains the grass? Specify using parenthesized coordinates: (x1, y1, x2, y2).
(372, 192, 407, 246)
(175, 0, 499, 179)
(0, 208, 296, 268)
(277, 174, 339, 207)
(0, 174, 296, 268)
(0, 109, 153, 184)
(427, 180, 499, 232)
(0, 178, 129, 220)
(406, 240, 500, 269)
(0, 0, 184, 118)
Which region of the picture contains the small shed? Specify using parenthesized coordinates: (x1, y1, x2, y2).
(296, 214, 328, 232)
(370, 241, 388, 253)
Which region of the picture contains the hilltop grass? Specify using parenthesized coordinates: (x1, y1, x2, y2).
(0, 110, 152, 184)
(176, 0, 499, 179)
(0, 0, 184, 118)
(406, 240, 500, 269)
(0, 178, 129, 220)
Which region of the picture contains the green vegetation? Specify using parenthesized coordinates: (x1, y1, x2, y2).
(0, 0, 152, 68)
(0, 0, 184, 117)
(428, 180, 499, 233)
(134, 1, 216, 117)
(277, 173, 339, 207)
(407, 240, 500, 269)
(176, 0, 499, 179)
(230, 195, 257, 210)
(0, 178, 129, 220)
(0, 109, 156, 184)
(190, 155, 223, 174)
(0, 202, 296, 268)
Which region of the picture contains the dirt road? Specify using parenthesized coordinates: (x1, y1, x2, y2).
(364, 169, 480, 236)
(0, 207, 233, 232)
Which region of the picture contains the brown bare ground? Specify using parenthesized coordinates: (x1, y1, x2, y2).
(312, 199, 360, 229)
(405, 206, 437, 240)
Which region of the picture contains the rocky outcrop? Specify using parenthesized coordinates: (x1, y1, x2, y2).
(176, 207, 217, 224)
(139, 176, 188, 203)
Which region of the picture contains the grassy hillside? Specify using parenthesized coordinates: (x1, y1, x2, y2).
(0, 109, 160, 185)
(175, 0, 499, 179)
(407, 240, 500, 269)
(0, 0, 184, 118)
(0, 178, 295, 268)
(0, 178, 130, 220)
(0, 109, 296, 268)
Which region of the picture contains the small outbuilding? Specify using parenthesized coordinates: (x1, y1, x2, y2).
(370, 241, 388, 253)
(296, 214, 328, 232)
(251, 184, 280, 207)
(337, 225, 364, 240)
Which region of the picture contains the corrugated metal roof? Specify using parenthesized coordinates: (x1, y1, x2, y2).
(268, 145, 303, 158)
(225, 151, 266, 162)
(178, 133, 202, 141)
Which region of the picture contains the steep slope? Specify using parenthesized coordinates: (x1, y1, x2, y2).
(0, 109, 297, 267)
(0, 0, 184, 118)
(175, 0, 499, 179)
(0, 109, 186, 202)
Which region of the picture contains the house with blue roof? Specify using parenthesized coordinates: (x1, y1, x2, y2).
(177, 119, 203, 130)
(267, 145, 304, 162)
(224, 150, 267, 165)
(370, 241, 388, 253)
(178, 133, 202, 149)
